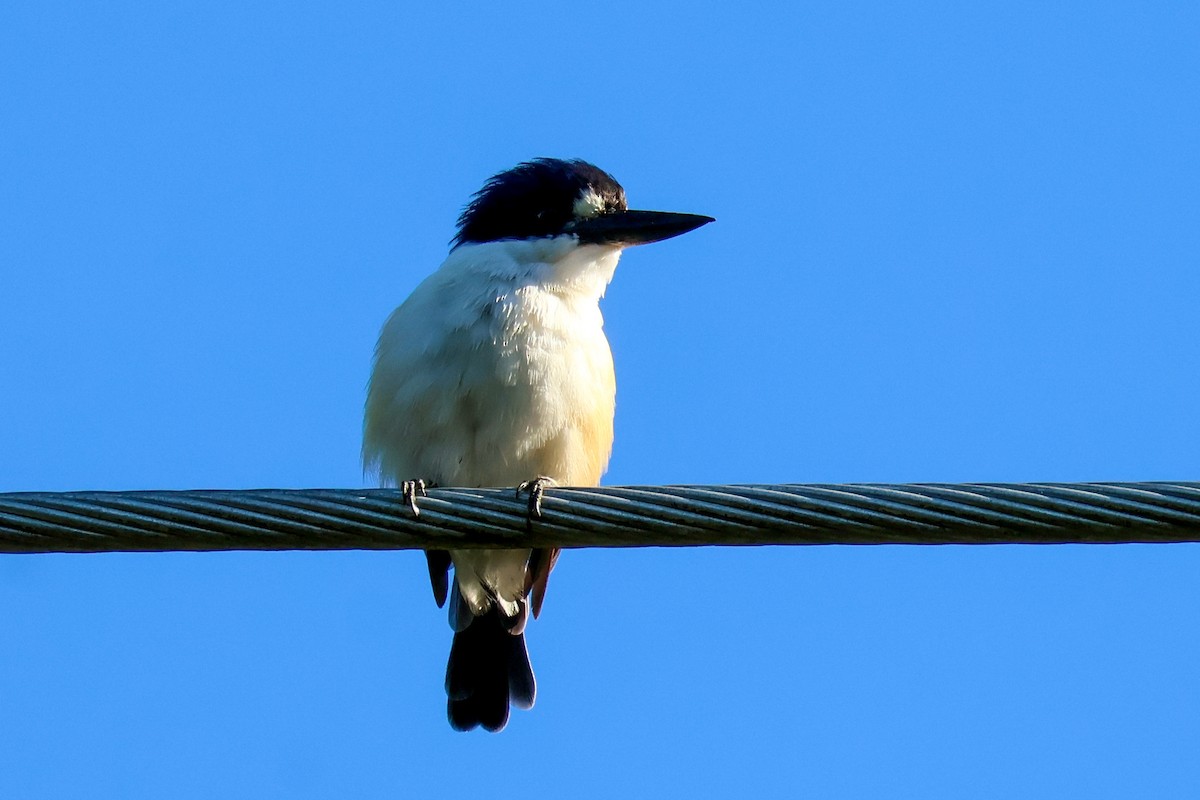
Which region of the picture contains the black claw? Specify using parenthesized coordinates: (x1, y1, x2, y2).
(402, 479, 428, 517)
(515, 477, 555, 530)
(529, 483, 544, 518)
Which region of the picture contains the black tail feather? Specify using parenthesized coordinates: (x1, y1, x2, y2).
(444, 604, 535, 732)
(507, 633, 535, 710)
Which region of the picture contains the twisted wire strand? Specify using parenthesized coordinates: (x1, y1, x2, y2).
(0, 482, 1198, 554)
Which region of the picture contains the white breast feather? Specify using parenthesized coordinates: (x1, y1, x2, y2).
(363, 238, 621, 612)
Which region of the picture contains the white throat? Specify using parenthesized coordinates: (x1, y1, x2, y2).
(449, 237, 623, 300)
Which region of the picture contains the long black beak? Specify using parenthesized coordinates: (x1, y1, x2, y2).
(569, 210, 715, 247)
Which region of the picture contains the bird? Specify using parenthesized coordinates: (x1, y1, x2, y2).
(362, 157, 713, 732)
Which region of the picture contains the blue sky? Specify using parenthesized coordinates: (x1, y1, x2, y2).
(2, 1, 1199, 797)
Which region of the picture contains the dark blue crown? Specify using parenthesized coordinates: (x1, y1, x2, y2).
(453, 158, 628, 247)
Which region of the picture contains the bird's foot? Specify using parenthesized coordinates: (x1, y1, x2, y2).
(515, 476, 558, 525)
(401, 479, 429, 516)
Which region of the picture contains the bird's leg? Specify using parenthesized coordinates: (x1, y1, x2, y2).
(401, 479, 429, 516)
(515, 476, 557, 524)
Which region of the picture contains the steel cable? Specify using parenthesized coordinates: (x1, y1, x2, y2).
(1, 482, 1198, 553)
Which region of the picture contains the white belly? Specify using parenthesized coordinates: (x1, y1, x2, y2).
(363, 240, 621, 614)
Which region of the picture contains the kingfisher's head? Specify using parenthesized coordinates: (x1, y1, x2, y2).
(452, 158, 713, 250)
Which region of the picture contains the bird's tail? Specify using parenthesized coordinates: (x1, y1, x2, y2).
(444, 596, 536, 732)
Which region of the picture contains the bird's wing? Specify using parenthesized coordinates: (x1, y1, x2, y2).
(424, 549, 453, 608)
(526, 547, 562, 619)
